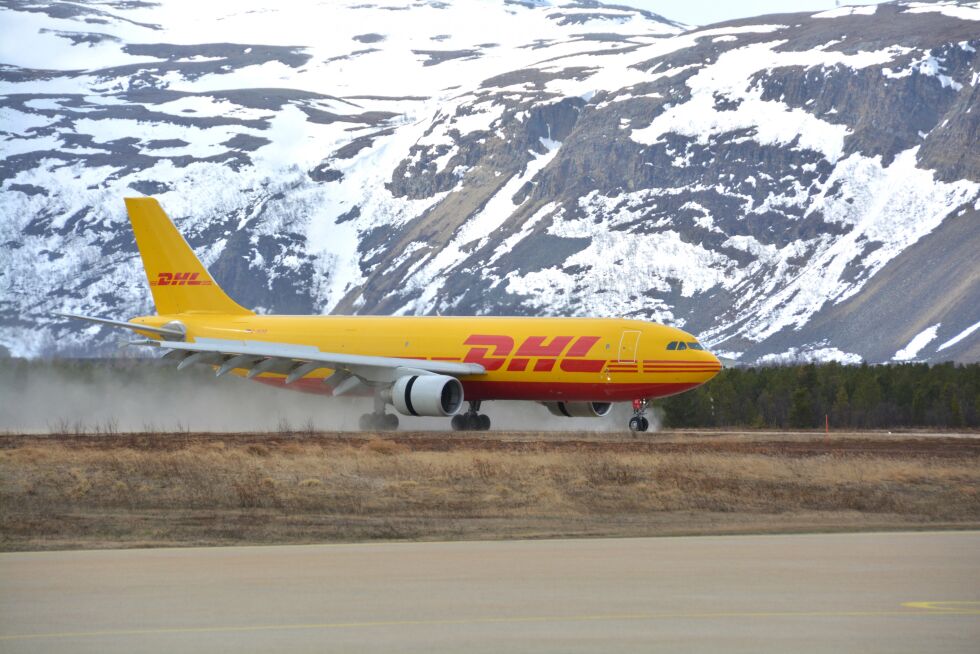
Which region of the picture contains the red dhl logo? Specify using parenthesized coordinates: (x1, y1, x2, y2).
(463, 335, 606, 373)
(150, 272, 212, 287)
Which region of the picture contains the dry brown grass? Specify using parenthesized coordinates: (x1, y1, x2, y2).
(1, 435, 978, 551)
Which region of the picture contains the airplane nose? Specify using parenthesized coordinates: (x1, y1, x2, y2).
(703, 350, 722, 381)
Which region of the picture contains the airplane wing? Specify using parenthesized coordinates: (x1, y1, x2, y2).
(134, 336, 486, 393)
(59, 312, 485, 393)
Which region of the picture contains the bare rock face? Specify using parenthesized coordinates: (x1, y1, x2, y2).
(1, 0, 978, 364)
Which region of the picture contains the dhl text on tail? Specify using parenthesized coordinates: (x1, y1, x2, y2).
(60, 198, 722, 432)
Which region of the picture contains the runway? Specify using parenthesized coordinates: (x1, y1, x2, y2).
(1, 532, 978, 653)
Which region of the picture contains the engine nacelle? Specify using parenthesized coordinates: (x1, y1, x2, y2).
(541, 401, 613, 418)
(390, 374, 464, 417)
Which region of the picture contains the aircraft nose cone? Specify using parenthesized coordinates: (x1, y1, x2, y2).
(703, 350, 723, 381)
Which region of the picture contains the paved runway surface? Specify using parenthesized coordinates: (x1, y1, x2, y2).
(2, 532, 978, 653)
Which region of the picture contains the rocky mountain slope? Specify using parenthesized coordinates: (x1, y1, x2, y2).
(0, 0, 978, 364)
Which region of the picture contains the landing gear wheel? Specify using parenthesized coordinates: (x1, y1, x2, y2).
(359, 413, 399, 432)
(452, 401, 491, 431)
(628, 398, 650, 433)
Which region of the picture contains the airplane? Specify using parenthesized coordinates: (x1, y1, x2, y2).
(59, 198, 722, 432)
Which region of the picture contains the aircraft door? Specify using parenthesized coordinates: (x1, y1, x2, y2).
(619, 330, 641, 363)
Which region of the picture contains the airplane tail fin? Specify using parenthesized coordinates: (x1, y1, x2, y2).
(124, 197, 253, 316)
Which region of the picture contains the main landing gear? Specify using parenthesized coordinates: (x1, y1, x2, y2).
(359, 412, 399, 431)
(359, 393, 399, 431)
(629, 398, 650, 433)
(451, 401, 491, 431)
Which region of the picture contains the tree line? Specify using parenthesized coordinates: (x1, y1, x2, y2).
(658, 362, 979, 429)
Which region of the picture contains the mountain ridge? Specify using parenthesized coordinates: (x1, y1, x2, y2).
(0, 0, 977, 363)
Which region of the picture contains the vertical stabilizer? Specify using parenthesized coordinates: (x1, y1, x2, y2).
(124, 197, 252, 315)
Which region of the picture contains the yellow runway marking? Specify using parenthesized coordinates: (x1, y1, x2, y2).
(2, 604, 978, 642)
(902, 601, 980, 612)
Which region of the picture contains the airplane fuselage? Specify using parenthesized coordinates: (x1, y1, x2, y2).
(133, 313, 721, 402)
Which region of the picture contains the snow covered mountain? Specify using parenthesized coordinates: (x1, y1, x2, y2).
(1, 0, 978, 364)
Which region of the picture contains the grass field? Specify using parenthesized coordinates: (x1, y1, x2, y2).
(1, 431, 978, 550)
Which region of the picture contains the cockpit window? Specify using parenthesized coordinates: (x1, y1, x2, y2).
(668, 340, 705, 351)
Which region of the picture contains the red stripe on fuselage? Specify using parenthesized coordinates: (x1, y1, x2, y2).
(462, 380, 702, 402)
(644, 369, 721, 374)
(644, 366, 720, 371)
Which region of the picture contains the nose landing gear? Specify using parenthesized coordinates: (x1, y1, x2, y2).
(629, 398, 650, 433)
(451, 401, 491, 431)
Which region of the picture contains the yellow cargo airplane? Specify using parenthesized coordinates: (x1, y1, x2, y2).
(60, 198, 721, 432)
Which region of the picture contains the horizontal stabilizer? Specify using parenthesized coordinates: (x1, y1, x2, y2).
(56, 312, 185, 339)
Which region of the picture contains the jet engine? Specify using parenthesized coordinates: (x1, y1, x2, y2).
(390, 374, 464, 417)
(541, 401, 613, 418)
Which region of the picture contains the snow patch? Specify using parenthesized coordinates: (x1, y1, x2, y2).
(893, 324, 941, 361)
(449, 102, 506, 136)
(904, 2, 980, 22)
(690, 25, 787, 38)
(883, 51, 964, 90)
(813, 6, 878, 18)
(756, 346, 863, 365)
(937, 320, 980, 351)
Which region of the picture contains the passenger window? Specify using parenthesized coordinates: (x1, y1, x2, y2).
(688, 342, 702, 350)
(676, 342, 687, 351)
(666, 342, 677, 350)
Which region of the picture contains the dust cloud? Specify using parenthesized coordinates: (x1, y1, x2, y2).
(0, 359, 659, 433)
